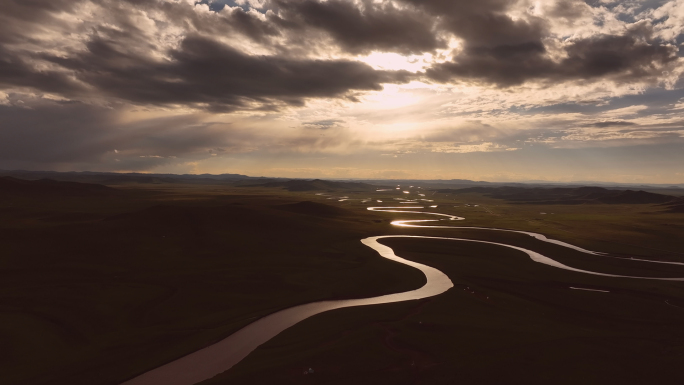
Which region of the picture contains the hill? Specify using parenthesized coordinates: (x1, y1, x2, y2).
(660, 197, 684, 213)
(437, 186, 677, 205)
(0, 170, 255, 185)
(245, 179, 378, 192)
(0, 176, 117, 196)
(274, 201, 353, 217)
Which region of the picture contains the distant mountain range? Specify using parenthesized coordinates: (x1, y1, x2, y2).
(1, 169, 682, 191)
(0, 176, 118, 196)
(353, 178, 684, 189)
(0, 170, 258, 185)
(3, 173, 683, 212)
(244, 179, 379, 192)
(437, 186, 682, 205)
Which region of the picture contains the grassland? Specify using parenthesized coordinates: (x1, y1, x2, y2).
(2, 180, 684, 384)
(0, 183, 421, 384)
(206, 186, 684, 385)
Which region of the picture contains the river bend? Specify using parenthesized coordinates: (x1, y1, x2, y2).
(123, 205, 684, 385)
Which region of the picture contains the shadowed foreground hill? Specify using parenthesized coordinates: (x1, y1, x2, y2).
(0, 170, 255, 185)
(274, 201, 354, 217)
(0, 176, 117, 196)
(0, 186, 423, 385)
(666, 203, 684, 213)
(660, 198, 684, 213)
(245, 179, 378, 192)
(438, 186, 677, 205)
(3, 179, 684, 385)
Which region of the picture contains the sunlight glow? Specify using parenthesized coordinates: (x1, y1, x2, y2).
(359, 52, 430, 72)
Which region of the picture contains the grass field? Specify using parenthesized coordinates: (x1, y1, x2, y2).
(2, 181, 684, 384)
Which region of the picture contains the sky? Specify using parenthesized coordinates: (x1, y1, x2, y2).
(1, 0, 684, 183)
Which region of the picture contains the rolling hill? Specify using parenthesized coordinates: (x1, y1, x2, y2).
(437, 186, 678, 205)
(0, 176, 117, 196)
(245, 179, 379, 192)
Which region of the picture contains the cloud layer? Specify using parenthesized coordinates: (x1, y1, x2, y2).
(0, 0, 683, 182)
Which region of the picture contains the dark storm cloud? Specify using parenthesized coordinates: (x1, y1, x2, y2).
(559, 33, 676, 80)
(356, 0, 558, 89)
(223, 7, 282, 43)
(271, 0, 444, 55)
(390, 0, 679, 87)
(399, 0, 547, 48)
(0, 0, 681, 110)
(118, 0, 442, 56)
(0, 47, 86, 95)
(426, 41, 552, 86)
(0, 0, 87, 44)
(40, 34, 412, 111)
(0, 0, 413, 111)
(427, 32, 679, 86)
(0, 0, 90, 93)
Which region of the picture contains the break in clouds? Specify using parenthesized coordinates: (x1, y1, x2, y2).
(1, 0, 683, 181)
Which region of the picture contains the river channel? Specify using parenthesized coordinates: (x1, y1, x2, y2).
(123, 205, 684, 385)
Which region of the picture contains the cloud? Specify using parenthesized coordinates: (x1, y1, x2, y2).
(399, 0, 547, 47)
(430, 142, 519, 153)
(559, 127, 684, 144)
(426, 31, 680, 87)
(0, 94, 245, 169)
(547, 0, 591, 21)
(0, 93, 361, 169)
(42, 34, 413, 111)
(0, 0, 415, 112)
(302, 119, 346, 129)
(0, 0, 87, 45)
(421, 122, 509, 143)
(1, 0, 681, 109)
(0, 46, 86, 96)
(585, 121, 639, 127)
(0, 0, 682, 180)
(271, 0, 444, 55)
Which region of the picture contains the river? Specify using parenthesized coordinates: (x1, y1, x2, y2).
(122, 205, 684, 385)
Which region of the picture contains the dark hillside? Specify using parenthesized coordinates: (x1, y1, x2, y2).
(274, 201, 353, 218)
(660, 197, 684, 213)
(436, 186, 677, 205)
(0, 177, 117, 196)
(245, 179, 377, 192)
(597, 190, 675, 204)
(0, 170, 254, 185)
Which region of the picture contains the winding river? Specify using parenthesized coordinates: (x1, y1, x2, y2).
(123, 205, 684, 385)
